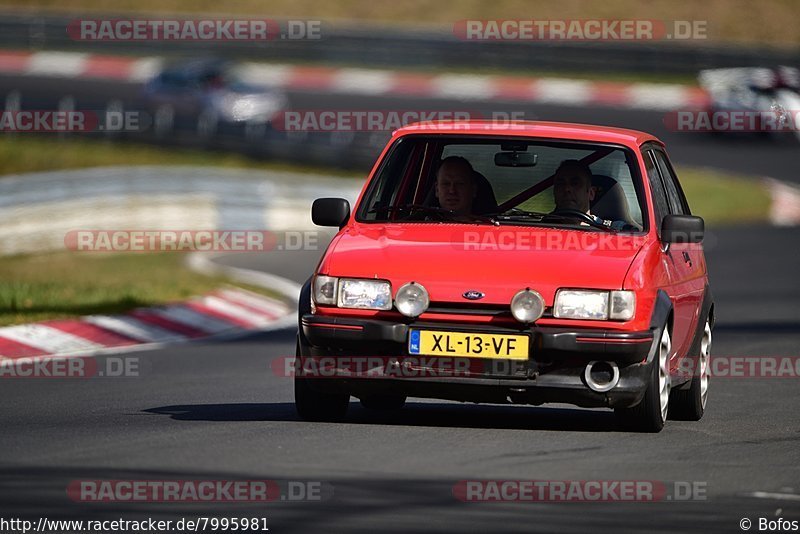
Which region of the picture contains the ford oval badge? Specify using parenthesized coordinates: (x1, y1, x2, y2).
(462, 290, 485, 300)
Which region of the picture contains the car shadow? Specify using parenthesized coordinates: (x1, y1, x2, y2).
(143, 401, 629, 432)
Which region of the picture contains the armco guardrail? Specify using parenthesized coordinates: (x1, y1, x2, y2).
(0, 165, 359, 255)
(1, 12, 798, 76)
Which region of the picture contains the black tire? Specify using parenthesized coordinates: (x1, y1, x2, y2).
(615, 324, 671, 433)
(669, 318, 711, 421)
(294, 337, 349, 422)
(360, 395, 407, 410)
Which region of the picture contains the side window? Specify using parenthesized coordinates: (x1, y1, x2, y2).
(358, 138, 418, 220)
(653, 150, 691, 215)
(644, 150, 669, 236)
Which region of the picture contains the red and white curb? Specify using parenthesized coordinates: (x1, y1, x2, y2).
(0, 287, 292, 364)
(0, 50, 710, 111)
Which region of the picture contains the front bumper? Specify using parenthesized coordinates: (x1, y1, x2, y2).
(299, 314, 657, 409)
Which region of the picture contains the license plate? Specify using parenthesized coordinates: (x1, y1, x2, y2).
(408, 329, 529, 360)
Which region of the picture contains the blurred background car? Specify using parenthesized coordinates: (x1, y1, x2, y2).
(142, 58, 288, 140)
(698, 65, 800, 142)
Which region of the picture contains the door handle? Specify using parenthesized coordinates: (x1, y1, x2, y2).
(682, 251, 692, 267)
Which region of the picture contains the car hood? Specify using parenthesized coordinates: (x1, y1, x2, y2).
(320, 223, 649, 305)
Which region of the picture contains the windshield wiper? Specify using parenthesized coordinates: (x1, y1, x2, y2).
(494, 208, 617, 232)
(494, 208, 548, 219)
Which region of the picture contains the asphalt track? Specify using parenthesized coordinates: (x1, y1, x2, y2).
(1, 74, 799, 533)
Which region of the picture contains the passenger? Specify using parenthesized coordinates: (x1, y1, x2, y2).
(551, 159, 638, 230)
(435, 156, 478, 215)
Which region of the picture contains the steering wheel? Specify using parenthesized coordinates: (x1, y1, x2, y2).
(548, 208, 614, 231)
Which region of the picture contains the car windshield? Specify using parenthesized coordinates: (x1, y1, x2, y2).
(357, 135, 647, 232)
(159, 63, 241, 89)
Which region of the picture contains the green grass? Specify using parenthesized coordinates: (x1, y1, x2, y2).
(0, 136, 360, 178)
(677, 167, 772, 224)
(3, 0, 798, 46)
(0, 252, 282, 326)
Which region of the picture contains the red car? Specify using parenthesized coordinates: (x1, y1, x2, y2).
(296, 120, 713, 432)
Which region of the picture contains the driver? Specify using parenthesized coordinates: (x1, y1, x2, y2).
(552, 159, 596, 214)
(435, 156, 478, 215)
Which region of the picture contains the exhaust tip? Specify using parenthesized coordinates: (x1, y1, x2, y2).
(584, 361, 620, 393)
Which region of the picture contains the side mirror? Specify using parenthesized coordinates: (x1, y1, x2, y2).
(661, 214, 704, 243)
(312, 198, 350, 228)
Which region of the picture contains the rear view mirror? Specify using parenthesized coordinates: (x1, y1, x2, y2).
(494, 152, 538, 167)
(661, 214, 704, 243)
(312, 198, 350, 228)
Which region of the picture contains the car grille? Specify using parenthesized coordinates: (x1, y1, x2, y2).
(425, 302, 554, 318)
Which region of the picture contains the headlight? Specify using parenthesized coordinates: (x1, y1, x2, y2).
(510, 288, 545, 323)
(312, 275, 338, 306)
(609, 290, 636, 320)
(553, 289, 635, 321)
(395, 282, 430, 317)
(337, 278, 392, 310)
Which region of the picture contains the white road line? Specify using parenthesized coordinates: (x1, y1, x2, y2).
(199, 295, 274, 327)
(218, 288, 290, 316)
(533, 79, 593, 105)
(743, 491, 800, 502)
(150, 305, 239, 334)
(0, 324, 103, 354)
(332, 68, 394, 95)
(84, 315, 186, 343)
(432, 74, 495, 100)
(625, 84, 693, 110)
(238, 62, 293, 88)
(26, 51, 89, 77)
(128, 57, 164, 82)
(764, 177, 800, 226)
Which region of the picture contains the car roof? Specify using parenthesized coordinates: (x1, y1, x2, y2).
(394, 120, 663, 147)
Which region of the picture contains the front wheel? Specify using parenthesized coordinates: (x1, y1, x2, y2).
(294, 338, 349, 422)
(669, 318, 711, 420)
(615, 324, 672, 432)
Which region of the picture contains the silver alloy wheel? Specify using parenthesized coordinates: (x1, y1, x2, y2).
(658, 327, 672, 423)
(699, 320, 711, 409)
